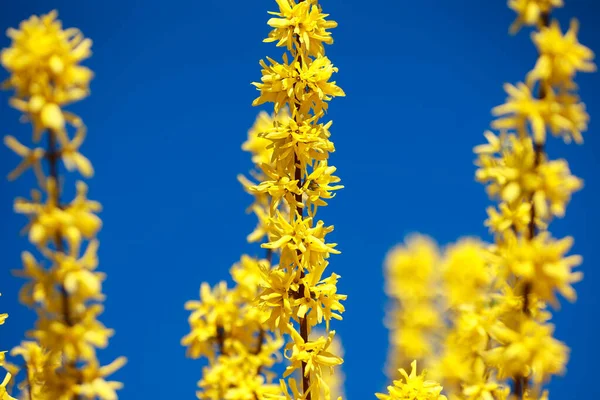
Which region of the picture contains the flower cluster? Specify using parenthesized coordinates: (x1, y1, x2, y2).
(249, 0, 346, 398)
(473, 0, 593, 398)
(247, 0, 346, 400)
(182, 256, 284, 399)
(2, 11, 125, 399)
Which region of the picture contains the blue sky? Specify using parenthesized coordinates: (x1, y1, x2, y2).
(1, 0, 599, 398)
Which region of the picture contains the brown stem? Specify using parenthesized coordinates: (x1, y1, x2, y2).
(25, 363, 33, 400)
(47, 130, 73, 326)
(294, 151, 311, 399)
(290, 1, 311, 394)
(216, 324, 226, 356)
(514, 377, 523, 398)
(46, 130, 79, 400)
(516, 12, 551, 400)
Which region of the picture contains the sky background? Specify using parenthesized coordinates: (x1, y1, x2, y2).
(1, 0, 599, 398)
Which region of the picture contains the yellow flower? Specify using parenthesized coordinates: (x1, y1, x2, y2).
(485, 202, 532, 234)
(52, 240, 104, 299)
(260, 115, 334, 174)
(492, 83, 588, 144)
(508, 0, 563, 33)
(257, 266, 295, 332)
(252, 54, 345, 117)
(442, 238, 491, 307)
(528, 19, 596, 87)
(385, 235, 440, 300)
(3, 135, 45, 183)
(262, 212, 340, 272)
(1, 10, 93, 104)
(243, 108, 292, 168)
(303, 272, 346, 330)
(14, 252, 54, 307)
(76, 357, 127, 400)
(303, 161, 343, 217)
(475, 131, 582, 222)
(283, 326, 342, 381)
(377, 361, 447, 400)
(500, 232, 582, 305)
(14, 179, 102, 252)
(313, 329, 345, 400)
(265, 0, 338, 57)
(0, 372, 17, 400)
(486, 319, 568, 384)
(230, 255, 269, 301)
(33, 304, 114, 362)
(182, 282, 237, 360)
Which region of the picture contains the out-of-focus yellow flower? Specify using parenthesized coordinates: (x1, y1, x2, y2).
(498, 232, 582, 305)
(508, 0, 563, 33)
(475, 131, 582, 223)
(442, 238, 491, 307)
(0, 372, 17, 400)
(492, 83, 588, 144)
(14, 179, 102, 252)
(1, 10, 93, 104)
(528, 19, 596, 87)
(385, 235, 439, 300)
(486, 319, 568, 384)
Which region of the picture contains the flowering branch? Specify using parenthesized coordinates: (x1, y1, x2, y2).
(2, 11, 126, 399)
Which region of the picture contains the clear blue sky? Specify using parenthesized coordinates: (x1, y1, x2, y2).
(1, 1, 599, 398)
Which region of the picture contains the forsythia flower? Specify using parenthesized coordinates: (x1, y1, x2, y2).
(1, 10, 93, 141)
(384, 235, 441, 373)
(265, 0, 337, 57)
(239, 109, 292, 243)
(508, 0, 563, 33)
(376, 361, 447, 400)
(497, 232, 582, 305)
(182, 257, 284, 399)
(486, 319, 568, 384)
(528, 19, 596, 87)
(252, 53, 345, 116)
(475, 131, 582, 223)
(2, 11, 124, 399)
(491, 83, 588, 144)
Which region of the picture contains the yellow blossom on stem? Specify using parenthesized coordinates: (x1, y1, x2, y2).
(265, 0, 337, 57)
(2, 10, 124, 399)
(486, 319, 568, 385)
(508, 0, 563, 33)
(182, 256, 284, 399)
(528, 19, 596, 87)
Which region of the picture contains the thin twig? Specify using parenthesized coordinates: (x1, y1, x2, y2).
(47, 129, 79, 400)
(516, 11, 551, 400)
